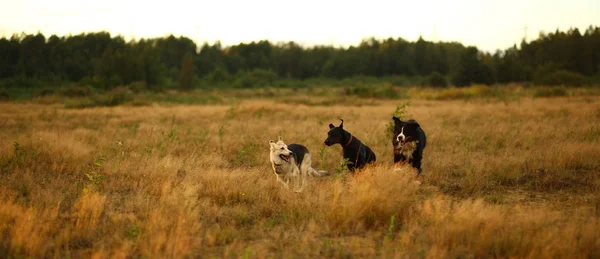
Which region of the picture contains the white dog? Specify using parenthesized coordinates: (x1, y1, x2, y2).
(269, 137, 328, 192)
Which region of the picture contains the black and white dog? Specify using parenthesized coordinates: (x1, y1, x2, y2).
(324, 119, 376, 172)
(392, 117, 427, 175)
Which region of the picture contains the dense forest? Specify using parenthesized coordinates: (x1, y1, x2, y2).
(0, 25, 599, 91)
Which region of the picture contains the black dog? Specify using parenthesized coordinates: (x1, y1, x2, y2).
(324, 119, 376, 172)
(392, 117, 427, 175)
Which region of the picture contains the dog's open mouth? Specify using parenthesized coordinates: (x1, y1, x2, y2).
(279, 154, 290, 163)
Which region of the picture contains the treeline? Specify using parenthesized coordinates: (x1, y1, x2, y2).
(1, 26, 599, 90)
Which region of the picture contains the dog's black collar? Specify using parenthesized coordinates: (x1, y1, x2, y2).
(343, 134, 353, 148)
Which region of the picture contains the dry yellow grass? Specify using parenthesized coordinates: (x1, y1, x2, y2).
(1, 96, 600, 258)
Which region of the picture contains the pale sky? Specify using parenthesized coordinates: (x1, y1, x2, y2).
(0, 0, 598, 52)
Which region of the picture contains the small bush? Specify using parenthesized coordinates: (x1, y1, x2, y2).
(64, 98, 95, 109)
(344, 86, 373, 97)
(203, 66, 231, 84)
(424, 72, 448, 87)
(274, 79, 309, 88)
(0, 90, 9, 101)
(232, 69, 278, 88)
(78, 76, 106, 89)
(533, 87, 568, 97)
(534, 70, 587, 87)
(59, 85, 94, 97)
(340, 76, 379, 87)
(378, 85, 402, 98)
(130, 98, 152, 107)
(64, 86, 134, 109)
(37, 88, 56, 97)
(126, 81, 148, 93)
(103, 86, 134, 106)
(344, 85, 401, 99)
(387, 76, 409, 87)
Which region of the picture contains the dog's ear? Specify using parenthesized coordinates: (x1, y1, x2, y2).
(339, 119, 344, 128)
(392, 116, 402, 125)
(269, 140, 274, 144)
(278, 136, 283, 142)
(329, 123, 335, 129)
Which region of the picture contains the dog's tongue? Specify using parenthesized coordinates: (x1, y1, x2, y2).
(280, 154, 289, 162)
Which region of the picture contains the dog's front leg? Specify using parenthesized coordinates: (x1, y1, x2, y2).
(274, 173, 290, 189)
(394, 153, 406, 164)
(283, 176, 291, 189)
(272, 163, 290, 189)
(412, 153, 423, 176)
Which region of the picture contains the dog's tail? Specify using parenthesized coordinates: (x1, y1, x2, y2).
(308, 167, 330, 177)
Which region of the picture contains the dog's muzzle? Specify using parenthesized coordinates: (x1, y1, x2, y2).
(279, 153, 291, 162)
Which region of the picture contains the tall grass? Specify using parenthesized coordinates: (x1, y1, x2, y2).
(0, 96, 599, 257)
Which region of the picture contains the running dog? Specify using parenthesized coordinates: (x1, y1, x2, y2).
(392, 117, 427, 175)
(323, 119, 376, 172)
(269, 136, 328, 192)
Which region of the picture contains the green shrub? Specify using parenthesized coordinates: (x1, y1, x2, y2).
(533, 87, 568, 97)
(0, 90, 9, 101)
(232, 69, 278, 88)
(274, 79, 309, 88)
(203, 66, 231, 84)
(340, 76, 379, 86)
(386, 76, 409, 87)
(78, 76, 105, 89)
(344, 85, 401, 99)
(534, 70, 587, 87)
(378, 85, 402, 98)
(0, 77, 43, 88)
(37, 88, 56, 97)
(103, 86, 134, 106)
(344, 86, 372, 97)
(59, 85, 94, 97)
(64, 86, 134, 109)
(64, 98, 95, 109)
(126, 81, 148, 93)
(424, 72, 448, 87)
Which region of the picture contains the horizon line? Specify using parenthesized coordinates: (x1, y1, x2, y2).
(1, 25, 596, 53)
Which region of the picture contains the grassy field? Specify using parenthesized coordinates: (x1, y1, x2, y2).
(1, 88, 600, 258)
